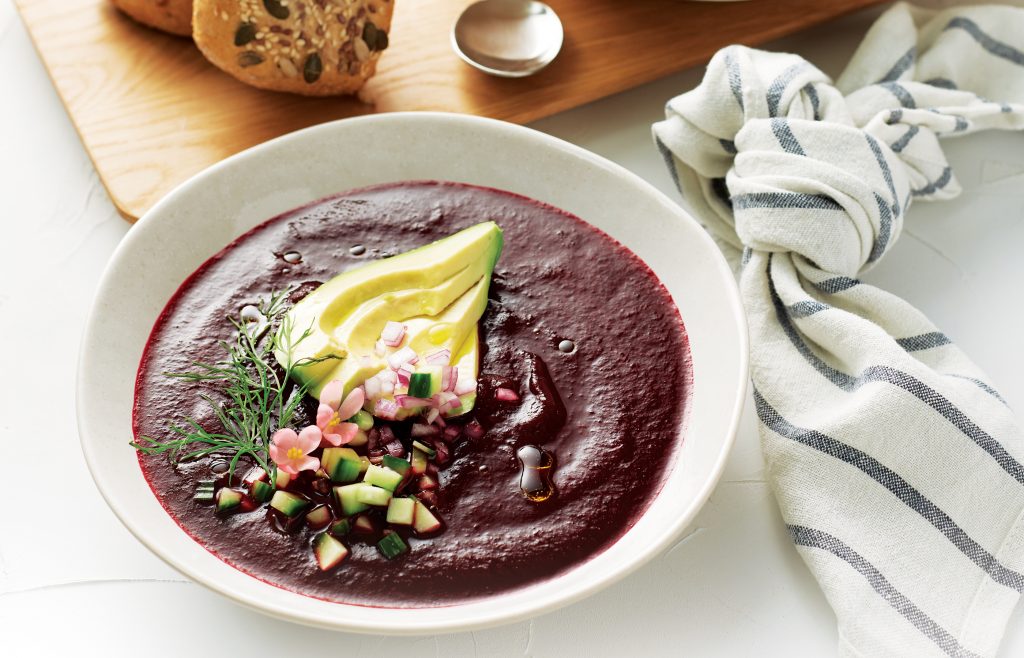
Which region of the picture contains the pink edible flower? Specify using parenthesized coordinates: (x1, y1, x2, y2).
(269, 426, 321, 475)
(316, 379, 365, 446)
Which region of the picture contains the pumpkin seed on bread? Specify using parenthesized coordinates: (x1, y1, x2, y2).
(193, 0, 394, 96)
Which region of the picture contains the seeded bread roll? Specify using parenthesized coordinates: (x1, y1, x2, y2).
(111, 0, 193, 36)
(193, 0, 394, 96)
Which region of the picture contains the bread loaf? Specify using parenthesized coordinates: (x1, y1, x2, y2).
(193, 0, 394, 96)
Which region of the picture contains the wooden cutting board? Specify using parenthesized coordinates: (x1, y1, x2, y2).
(15, 0, 883, 221)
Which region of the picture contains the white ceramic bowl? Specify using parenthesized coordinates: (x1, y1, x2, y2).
(77, 112, 748, 634)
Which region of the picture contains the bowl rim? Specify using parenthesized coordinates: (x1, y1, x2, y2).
(76, 111, 748, 634)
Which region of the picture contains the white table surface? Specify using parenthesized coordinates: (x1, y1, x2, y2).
(3, 1, 1024, 655)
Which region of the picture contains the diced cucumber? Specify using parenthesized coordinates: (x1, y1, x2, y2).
(358, 456, 371, 474)
(356, 485, 393, 507)
(334, 484, 371, 516)
(269, 490, 310, 517)
(413, 500, 442, 534)
(243, 467, 267, 484)
(382, 455, 411, 477)
(193, 483, 215, 503)
(250, 480, 274, 504)
(349, 410, 374, 431)
(313, 532, 349, 571)
(329, 519, 351, 537)
(411, 448, 429, 475)
(364, 464, 404, 492)
(196, 479, 216, 489)
(321, 447, 359, 476)
(216, 488, 243, 513)
(306, 504, 333, 529)
(348, 429, 368, 447)
(412, 440, 436, 459)
(408, 372, 432, 398)
(274, 468, 292, 489)
(377, 532, 409, 560)
(386, 497, 416, 526)
(352, 514, 375, 534)
(417, 366, 443, 397)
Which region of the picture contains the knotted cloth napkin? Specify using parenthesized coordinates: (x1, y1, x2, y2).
(654, 3, 1024, 656)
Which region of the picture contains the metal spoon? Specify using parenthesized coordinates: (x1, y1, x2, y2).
(451, 0, 564, 78)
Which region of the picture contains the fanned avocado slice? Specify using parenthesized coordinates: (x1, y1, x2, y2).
(276, 221, 503, 401)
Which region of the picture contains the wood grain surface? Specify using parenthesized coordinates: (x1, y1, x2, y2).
(15, 0, 883, 221)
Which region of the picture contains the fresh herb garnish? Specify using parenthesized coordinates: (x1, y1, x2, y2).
(132, 288, 340, 479)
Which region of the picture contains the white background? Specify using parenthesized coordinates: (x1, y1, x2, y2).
(2, 1, 1024, 655)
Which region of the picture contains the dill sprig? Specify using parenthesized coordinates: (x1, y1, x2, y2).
(132, 288, 340, 479)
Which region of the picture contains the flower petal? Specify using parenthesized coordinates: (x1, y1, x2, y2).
(320, 431, 343, 447)
(268, 442, 282, 463)
(316, 403, 335, 429)
(319, 379, 345, 410)
(295, 455, 320, 473)
(297, 425, 322, 453)
(337, 388, 366, 421)
(271, 427, 298, 449)
(333, 423, 360, 446)
(278, 462, 299, 475)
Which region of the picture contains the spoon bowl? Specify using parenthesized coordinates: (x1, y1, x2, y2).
(452, 0, 564, 78)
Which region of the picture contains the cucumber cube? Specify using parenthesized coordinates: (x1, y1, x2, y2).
(410, 448, 429, 475)
(305, 505, 333, 529)
(216, 488, 243, 513)
(329, 457, 363, 484)
(313, 532, 349, 571)
(412, 440, 436, 459)
(377, 532, 409, 560)
(413, 500, 442, 534)
(274, 468, 292, 489)
(349, 410, 374, 431)
(269, 490, 310, 517)
(356, 485, 393, 507)
(382, 455, 411, 477)
(348, 429, 369, 447)
(364, 464, 404, 492)
(243, 467, 267, 484)
(408, 372, 432, 398)
(321, 447, 359, 476)
(334, 484, 371, 516)
(329, 519, 351, 537)
(250, 480, 274, 504)
(194, 481, 215, 503)
(352, 514, 375, 534)
(421, 366, 443, 396)
(386, 497, 416, 526)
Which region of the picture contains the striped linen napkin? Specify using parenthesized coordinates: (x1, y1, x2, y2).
(653, 3, 1024, 656)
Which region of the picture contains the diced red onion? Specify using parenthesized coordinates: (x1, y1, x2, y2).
(374, 339, 387, 356)
(378, 369, 398, 384)
(434, 442, 450, 465)
(434, 391, 460, 412)
(442, 366, 458, 392)
(380, 321, 406, 347)
(374, 397, 399, 420)
(388, 346, 418, 370)
(363, 376, 381, 400)
(381, 380, 395, 396)
(411, 423, 440, 437)
(417, 490, 438, 507)
(424, 348, 451, 365)
(453, 377, 477, 396)
(425, 408, 440, 425)
(464, 420, 484, 439)
(397, 395, 432, 409)
(385, 439, 405, 458)
(444, 426, 461, 439)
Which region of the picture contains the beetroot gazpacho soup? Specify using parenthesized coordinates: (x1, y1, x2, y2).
(133, 181, 692, 606)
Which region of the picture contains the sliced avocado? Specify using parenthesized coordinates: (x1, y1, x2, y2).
(276, 222, 502, 400)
